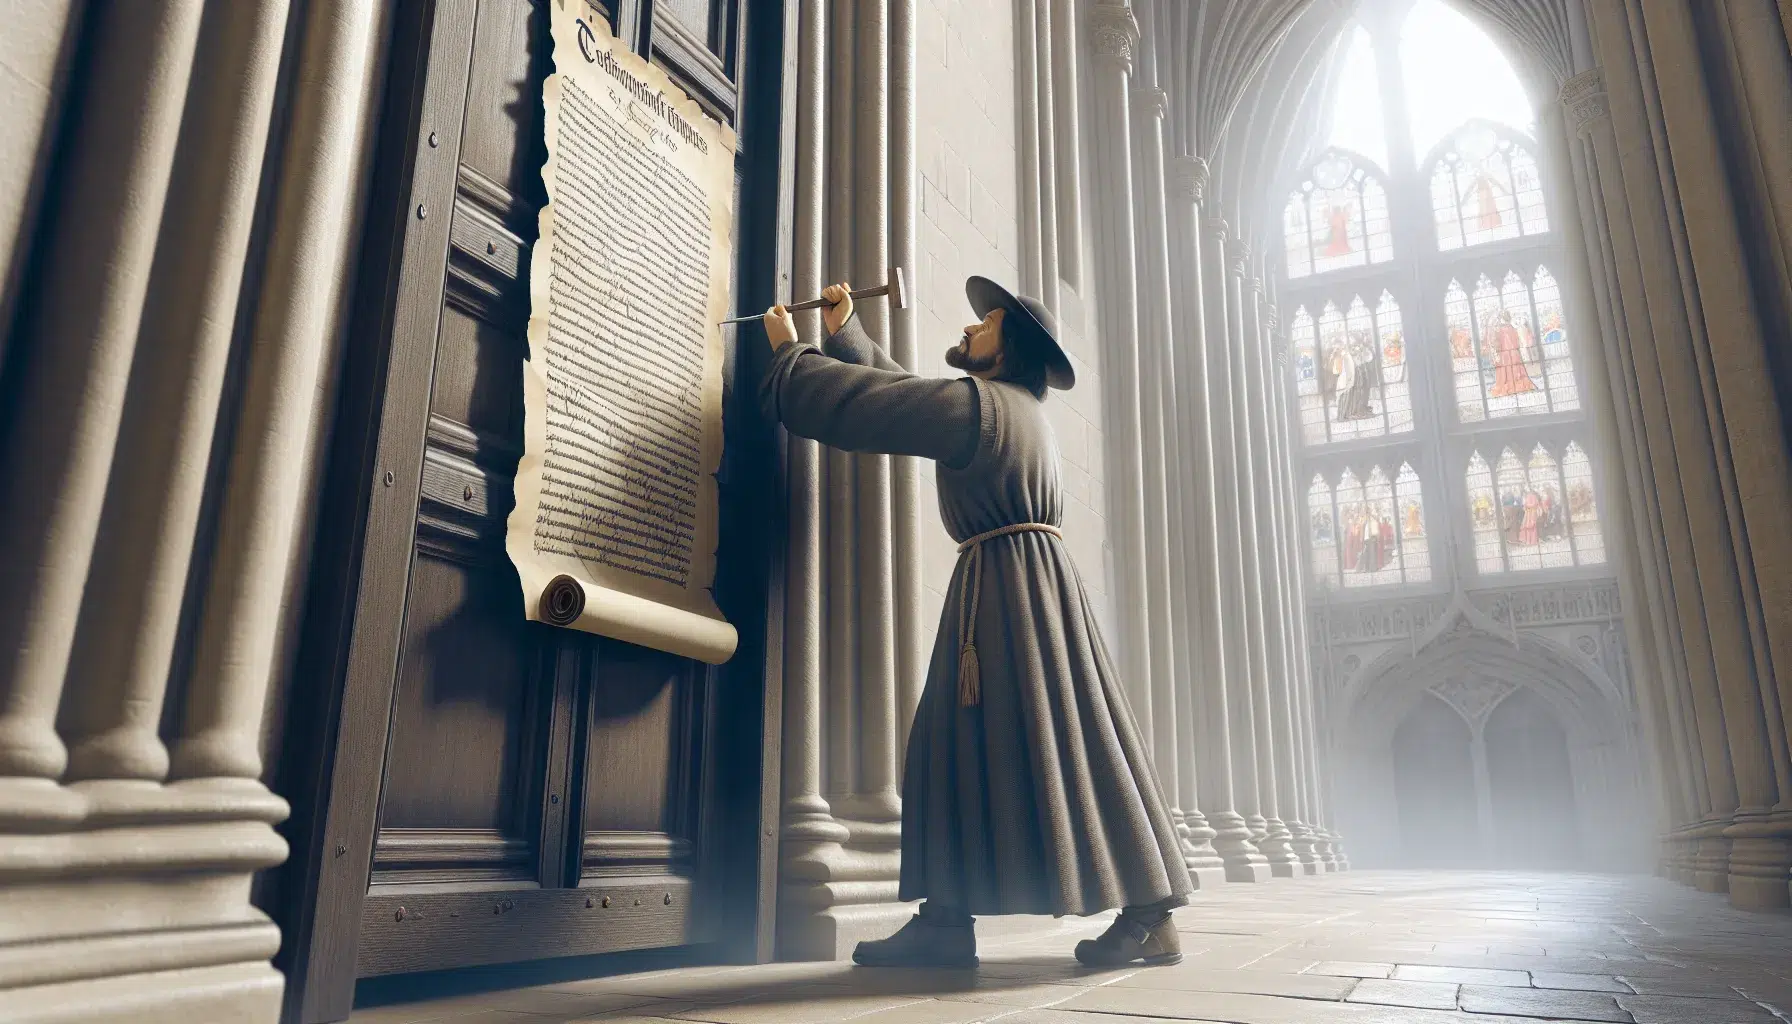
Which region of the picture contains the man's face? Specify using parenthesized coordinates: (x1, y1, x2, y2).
(947, 307, 1005, 376)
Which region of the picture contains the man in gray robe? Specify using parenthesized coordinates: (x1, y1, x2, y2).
(760, 277, 1193, 969)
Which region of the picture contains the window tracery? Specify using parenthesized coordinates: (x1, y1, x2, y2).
(1429, 123, 1548, 251)
(1283, 151, 1395, 280)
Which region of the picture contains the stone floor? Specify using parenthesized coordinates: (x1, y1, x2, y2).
(349, 872, 1792, 1024)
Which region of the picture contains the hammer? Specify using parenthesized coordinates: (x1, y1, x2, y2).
(718, 266, 908, 325)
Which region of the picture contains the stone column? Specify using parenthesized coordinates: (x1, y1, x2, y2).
(1085, 2, 1156, 727)
(0, 0, 207, 813)
(1561, 68, 1713, 883)
(777, 0, 929, 956)
(0, 0, 388, 1015)
(1232, 253, 1296, 876)
(1581, 1, 1792, 908)
(1255, 295, 1318, 875)
(1128, 85, 1182, 849)
(1201, 218, 1265, 845)
(1130, 87, 1224, 887)
(1555, 71, 1700, 876)
(778, 0, 853, 961)
(1167, 158, 1268, 883)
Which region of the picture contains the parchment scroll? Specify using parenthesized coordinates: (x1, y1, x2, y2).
(507, 2, 738, 664)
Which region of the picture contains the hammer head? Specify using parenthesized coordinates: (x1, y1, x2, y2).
(889, 266, 909, 311)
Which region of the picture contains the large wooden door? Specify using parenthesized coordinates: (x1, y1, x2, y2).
(273, 1, 790, 1020)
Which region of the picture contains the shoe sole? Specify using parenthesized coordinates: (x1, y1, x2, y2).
(1075, 952, 1184, 969)
(852, 956, 980, 969)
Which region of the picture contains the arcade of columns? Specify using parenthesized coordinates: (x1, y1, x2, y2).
(773, 0, 1348, 960)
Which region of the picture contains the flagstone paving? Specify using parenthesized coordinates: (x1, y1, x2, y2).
(348, 872, 1792, 1024)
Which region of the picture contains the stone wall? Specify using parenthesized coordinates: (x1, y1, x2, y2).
(913, 0, 1111, 638)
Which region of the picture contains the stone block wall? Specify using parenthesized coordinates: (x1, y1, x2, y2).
(913, 0, 1112, 644)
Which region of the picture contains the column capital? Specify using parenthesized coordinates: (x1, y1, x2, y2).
(1560, 67, 1608, 139)
(1251, 276, 1266, 297)
(1169, 155, 1210, 204)
(1090, 3, 1140, 74)
(1206, 217, 1230, 244)
(1264, 305, 1281, 335)
(1131, 86, 1169, 120)
(1227, 239, 1251, 275)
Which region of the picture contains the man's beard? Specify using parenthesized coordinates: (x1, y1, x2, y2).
(946, 335, 1000, 373)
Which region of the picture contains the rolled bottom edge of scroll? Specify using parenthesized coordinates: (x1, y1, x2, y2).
(539, 574, 587, 627)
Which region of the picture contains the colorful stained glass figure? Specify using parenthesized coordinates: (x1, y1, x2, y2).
(1447, 267, 1579, 422)
(1467, 443, 1605, 575)
(1309, 473, 1340, 589)
(1292, 307, 1327, 446)
(1395, 462, 1430, 582)
(1295, 293, 1413, 447)
(1430, 123, 1549, 251)
(1283, 152, 1395, 280)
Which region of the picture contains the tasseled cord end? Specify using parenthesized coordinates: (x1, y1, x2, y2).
(958, 643, 981, 707)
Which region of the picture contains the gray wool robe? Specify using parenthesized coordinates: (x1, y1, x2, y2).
(761, 317, 1193, 917)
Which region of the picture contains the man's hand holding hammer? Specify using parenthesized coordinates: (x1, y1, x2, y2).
(763, 282, 855, 351)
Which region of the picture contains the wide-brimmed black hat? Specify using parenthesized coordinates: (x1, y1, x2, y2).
(966, 275, 1075, 390)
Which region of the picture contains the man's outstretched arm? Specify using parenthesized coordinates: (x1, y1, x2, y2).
(760, 340, 979, 466)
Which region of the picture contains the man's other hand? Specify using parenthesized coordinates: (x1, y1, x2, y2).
(822, 282, 854, 335)
(765, 304, 797, 350)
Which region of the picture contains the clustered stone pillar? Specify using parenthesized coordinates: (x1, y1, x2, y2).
(1073, 0, 1346, 899)
(1560, 1, 1792, 910)
(777, 0, 933, 959)
(0, 0, 390, 1017)
(1165, 158, 1270, 884)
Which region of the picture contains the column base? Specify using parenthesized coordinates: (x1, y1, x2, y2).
(1691, 818, 1733, 893)
(1175, 811, 1229, 889)
(1258, 819, 1300, 878)
(1289, 823, 1320, 876)
(1724, 812, 1792, 911)
(6, 961, 283, 1024)
(1207, 811, 1270, 882)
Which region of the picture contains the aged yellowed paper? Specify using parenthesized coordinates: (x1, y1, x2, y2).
(506, 2, 738, 664)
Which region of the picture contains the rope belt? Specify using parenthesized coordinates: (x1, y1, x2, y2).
(954, 522, 1062, 707)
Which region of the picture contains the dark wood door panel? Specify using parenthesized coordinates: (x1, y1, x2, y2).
(280, 0, 786, 1010)
(459, 0, 549, 216)
(377, 550, 538, 833)
(355, 877, 695, 977)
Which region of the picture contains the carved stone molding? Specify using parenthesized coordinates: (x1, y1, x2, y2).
(1227, 239, 1251, 276)
(1429, 676, 1517, 728)
(1206, 217, 1229, 243)
(1560, 67, 1608, 139)
(1090, 3, 1139, 74)
(1170, 156, 1209, 204)
(1131, 86, 1169, 120)
(1265, 306, 1281, 334)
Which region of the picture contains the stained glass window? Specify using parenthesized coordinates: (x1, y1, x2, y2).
(1307, 464, 1429, 590)
(1466, 443, 1606, 574)
(1430, 123, 1548, 251)
(1309, 474, 1339, 589)
(1295, 291, 1412, 446)
(1448, 267, 1578, 422)
(1283, 151, 1395, 280)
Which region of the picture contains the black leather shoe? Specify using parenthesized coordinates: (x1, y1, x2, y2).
(852, 913, 978, 969)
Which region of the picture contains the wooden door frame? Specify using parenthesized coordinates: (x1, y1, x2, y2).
(267, 0, 795, 1019)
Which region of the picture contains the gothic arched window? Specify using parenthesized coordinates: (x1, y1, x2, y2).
(1308, 463, 1430, 590)
(1292, 291, 1412, 445)
(1283, 151, 1395, 280)
(1465, 443, 1605, 574)
(1446, 267, 1578, 421)
(1428, 122, 1549, 251)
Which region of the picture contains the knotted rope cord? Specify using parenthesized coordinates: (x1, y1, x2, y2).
(954, 522, 1063, 706)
